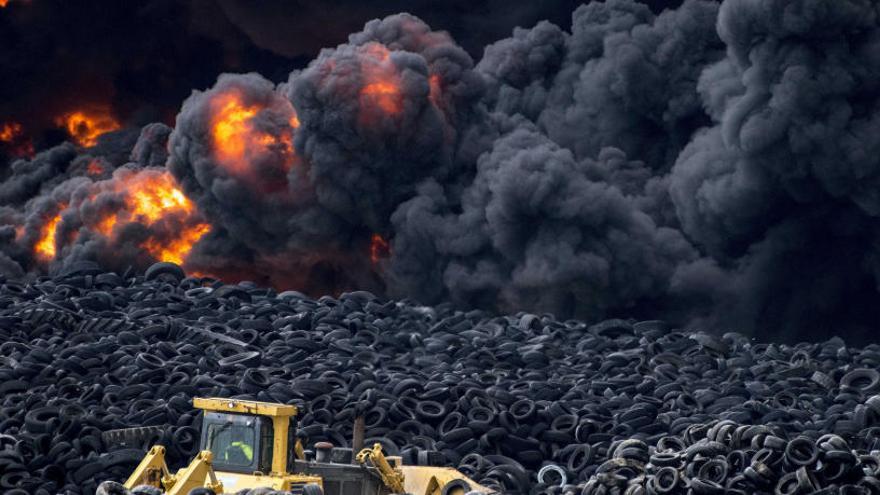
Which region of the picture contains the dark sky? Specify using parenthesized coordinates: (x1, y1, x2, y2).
(0, 0, 682, 151)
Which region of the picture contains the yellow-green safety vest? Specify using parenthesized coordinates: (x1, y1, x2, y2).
(225, 441, 254, 462)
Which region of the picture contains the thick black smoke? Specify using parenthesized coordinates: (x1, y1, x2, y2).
(668, 0, 880, 341)
(168, 72, 375, 291)
(289, 13, 490, 230)
(2, 0, 879, 343)
(388, 124, 701, 319)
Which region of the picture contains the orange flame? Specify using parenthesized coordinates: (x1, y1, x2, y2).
(56, 108, 121, 147)
(94, 213, 117, 237)
(127, 173, 194, 223)
(358, 44, 403, 121)
(88, 171, 211, 266)
(361, 82, 403, 115)
(143, 223, 211, 265)
(0, 122, 22, 142)
(210, 91, 297, 177)
(0, 0, 9, 7)
(370, 233, 391, 264)
(86, 160, 105, 176)
(0, 121, 33, 157)
(35, 211, 64, 261)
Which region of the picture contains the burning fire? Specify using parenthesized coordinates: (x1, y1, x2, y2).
(0, 122, 34, 157)
(56, 108, 121, 147)
(358, 44, 403, 121)
(86, 160, 105, 176)
(0, 0, 9, 7)
(0, 122, 23, 142)
(35, 211, 64, 261)
(142, 223, 211, 265)
(26, 171, 209, 267)
(94, 213, 116, 237)
(210, 90, 298, 177)
(361, 82, 403, 115)
(116, 171, 209, 263)
(127, 173, 194, 223)
(86, 170, 211, 266)
(370, 233, 391, 264)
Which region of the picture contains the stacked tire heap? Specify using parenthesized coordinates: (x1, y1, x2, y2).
(2, 261, 880, 494)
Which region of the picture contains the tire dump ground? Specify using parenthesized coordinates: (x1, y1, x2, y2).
(3, 262, 880, 495)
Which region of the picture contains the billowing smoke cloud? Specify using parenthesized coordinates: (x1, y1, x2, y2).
(667, 0, 880, 341)
(388, 124, 701, 318)
(2, 0, 879, 343)
(289, 13, 490, 229)
(167, 72, 378, 291)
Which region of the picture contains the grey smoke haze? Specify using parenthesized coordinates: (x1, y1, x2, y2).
(2, 0, 879, 342)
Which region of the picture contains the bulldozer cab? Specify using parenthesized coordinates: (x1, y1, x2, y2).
(194, 397, 300, 476)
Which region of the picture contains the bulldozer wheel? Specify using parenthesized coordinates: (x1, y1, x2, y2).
(101, 426, 165, 449)
(96, 481, 129, 495)
(131, 486, 163, 495)
(302, 483, 324, 495)
(440, 479, 471, 495)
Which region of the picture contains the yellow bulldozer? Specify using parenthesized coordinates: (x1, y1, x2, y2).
(111, 397, 488, 495)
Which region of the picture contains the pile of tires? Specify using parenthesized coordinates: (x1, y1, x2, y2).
(1, 262, 880, 494)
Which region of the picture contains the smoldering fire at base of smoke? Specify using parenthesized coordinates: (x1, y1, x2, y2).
(3, 0, 880, 344)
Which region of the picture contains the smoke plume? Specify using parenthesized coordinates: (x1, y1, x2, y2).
(2, 0, 879, 342)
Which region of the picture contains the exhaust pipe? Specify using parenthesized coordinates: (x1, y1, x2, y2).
(315, 442, 333, 463)
(352, 415, 365, 464)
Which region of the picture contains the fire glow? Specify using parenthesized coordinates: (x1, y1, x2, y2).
(370, 233, 391, 265)
(143, 223, 211, 265)
(0, 121, 34, 157)
(210, 90, 298, 176)
(0, 122, 23, 142)
(56, 108, 121, 147)
(86, 160, 105, 176)
(35, 211, 64, 261)
(358, 44, 403, 120)
(126, 172, 194, 223)
(99, 170, 210, 264)
(429, 75, 442, 108)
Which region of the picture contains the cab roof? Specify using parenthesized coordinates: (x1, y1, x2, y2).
(193, 397, 299, 417)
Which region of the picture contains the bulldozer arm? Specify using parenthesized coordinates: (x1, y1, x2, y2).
(124, 445, 171, 489)
(123, 446, 223, 495)
(165, 450, 224, 495)
(356, 443, 407, 493)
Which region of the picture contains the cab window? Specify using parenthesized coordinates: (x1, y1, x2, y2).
(201, 412, 261, 472)
(206, 422, 255, 466)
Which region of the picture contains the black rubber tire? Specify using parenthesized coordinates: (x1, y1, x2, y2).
(96, 481, 130, 495)
(440, 479, 471, 495)
(302, 483, 324, 495)
(144, 262, 185, 282)
(131, 485, 163, 495)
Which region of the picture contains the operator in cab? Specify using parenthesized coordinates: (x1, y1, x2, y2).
(223, 426, 254, 465)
